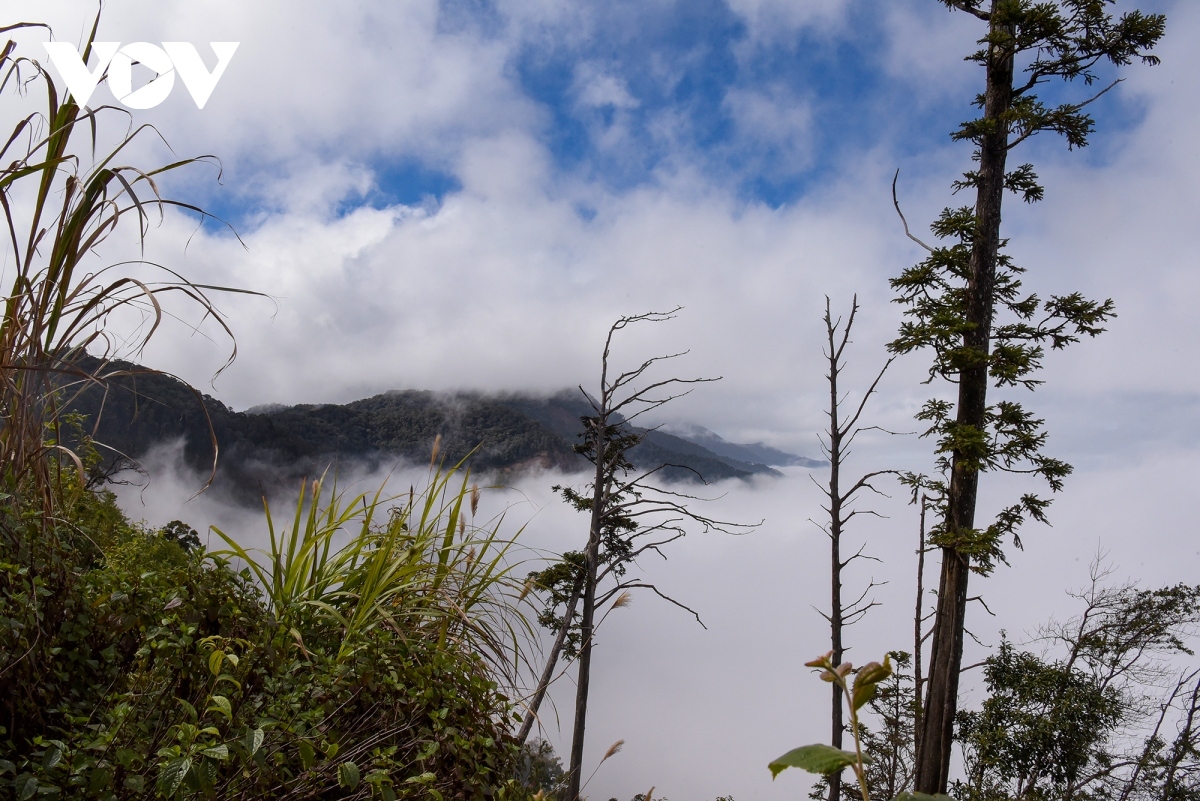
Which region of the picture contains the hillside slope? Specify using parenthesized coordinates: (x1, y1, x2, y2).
(65, 359, 816, 504)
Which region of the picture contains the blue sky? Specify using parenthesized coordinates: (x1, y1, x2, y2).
(9, 2, 1200, 798)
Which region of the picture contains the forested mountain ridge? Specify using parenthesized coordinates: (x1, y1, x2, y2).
(65, 358, 814, 504)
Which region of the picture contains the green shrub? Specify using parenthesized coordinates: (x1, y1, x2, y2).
(0, 478, 534, 800)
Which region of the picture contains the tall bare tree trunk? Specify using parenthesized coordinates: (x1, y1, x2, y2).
(914, 2, 1014, 792)
(566, 420, 608, 801)
(827, 320, 846, 801)
(817, 297, 893, 801)
(517, 574, 584, 747)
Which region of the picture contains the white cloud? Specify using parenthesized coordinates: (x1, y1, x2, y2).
(724, 0, 851, 44)
(574, 62, 640, 110)
(723, 84, 815, 171)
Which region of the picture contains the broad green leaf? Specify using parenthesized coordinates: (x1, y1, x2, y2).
(200, 744, 229, 760)
(87, 766, 112, 794)
(123, 775, 145, 792)
(0, 760, 14, 775)
(325, 742, 340, 759)
(196, 757, 218, 792)
(225, 652, 239, 668)
(299, 740, 316, 771)
(769, 744, 864, 779)
(42, 746, 63, 770)
(338, 761, 361, 790)
(177, 698, 198, 722)
(851, 656, 893, 711)
(206, 695, 232, 720)
(158, 757, 191, 798)
(208, 650, 224, 676)
(244, 727, 264, 757)
(15, 774, 38, 801)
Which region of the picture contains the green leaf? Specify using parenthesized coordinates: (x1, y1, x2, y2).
(299, 740, 316, 771)
(851, 656, 894, 711)
(15, 774, 38, 801)
(405, 771, 437, 784)
(177, 698, 198, 722)
(206, 695, 232, 720)
(158, 757, 191, 797)
(87, 766, 112, 794)
(122, 775, 145, 793)
(769, 744, 863, 779)
(207, 650, 224, 676)
(196, 757, 218, 792)
(337, 761, 361, 791)
(0, 759, 15, 775)
(895, 793, 956, 801)
(41, 746, 63, 771)
(200, 744, 229, 761)
(244, 727, 264, 757)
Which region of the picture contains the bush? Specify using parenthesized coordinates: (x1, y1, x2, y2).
(0, 485, 531, 800)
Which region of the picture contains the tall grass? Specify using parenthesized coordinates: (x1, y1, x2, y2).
(0, 17, 250, 513)
(212, 462, 532, 683)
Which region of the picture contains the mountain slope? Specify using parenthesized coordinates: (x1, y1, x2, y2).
(65, 359, 814, 505)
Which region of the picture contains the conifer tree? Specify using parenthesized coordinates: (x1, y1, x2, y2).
(888, 1, 1166, 792)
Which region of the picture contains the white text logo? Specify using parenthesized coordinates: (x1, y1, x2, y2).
(43, 42, 239, 109)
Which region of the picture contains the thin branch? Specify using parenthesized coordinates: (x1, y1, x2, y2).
(893, 169, 934, 252)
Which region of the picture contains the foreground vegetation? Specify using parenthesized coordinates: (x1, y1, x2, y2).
(0, 462, 550, 800)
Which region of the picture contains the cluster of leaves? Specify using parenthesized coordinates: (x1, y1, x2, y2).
(890, 199, 1111, 573)
(511, 739, 565, 799)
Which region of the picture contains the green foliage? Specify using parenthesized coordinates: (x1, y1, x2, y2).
(891, 0, 1166, 579)
(771, 652, 894, 801)
(771, 746, 865, 780)
(955, 578, 1200, 801)
(0, 468, 535, 800)
(211, 463, 528, 674)
(957, 640, 1122, 801)
(511, 739, 566, 798)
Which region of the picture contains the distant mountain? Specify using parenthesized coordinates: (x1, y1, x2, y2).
(63, 359, 816, 506)
(663, 423, 827, 468)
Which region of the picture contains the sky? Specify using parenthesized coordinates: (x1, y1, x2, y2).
(5, 1, 1200, 798)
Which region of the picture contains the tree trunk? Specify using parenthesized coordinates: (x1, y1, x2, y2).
(828, 318, 845, 801)
(914, 2, 1014, 792)
(517, 573, 584, 747)
(913, 496, 927, 769)
(566, 419, 609, 801)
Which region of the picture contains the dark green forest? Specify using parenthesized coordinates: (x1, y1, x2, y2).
(64, 357, 788, 505)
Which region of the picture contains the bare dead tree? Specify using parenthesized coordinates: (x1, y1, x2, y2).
(814, 296, 897, 801)
(540, 309, 756, 801)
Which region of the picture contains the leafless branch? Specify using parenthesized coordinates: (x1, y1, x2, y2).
(893, 169, 934, 252)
